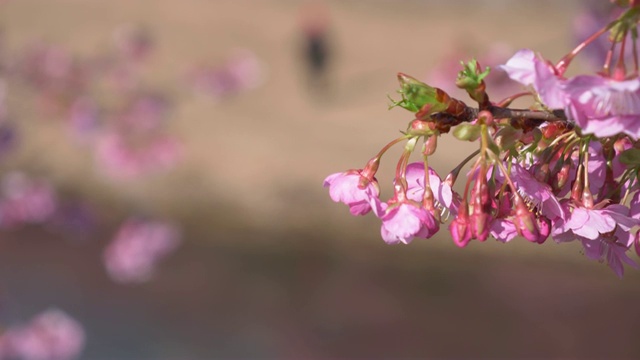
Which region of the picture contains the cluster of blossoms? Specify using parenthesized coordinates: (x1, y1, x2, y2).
(325, 0, 640, 277)
(5, 27, 182, 180)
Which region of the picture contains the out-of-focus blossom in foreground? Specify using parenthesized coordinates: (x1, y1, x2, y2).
(103, 218, 181, 283)
(0, 173, 57, 228)
(0, 309, 85, 360)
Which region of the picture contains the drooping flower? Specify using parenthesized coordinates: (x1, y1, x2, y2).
(380, 202, 437, 244)
(497, 161, 564, 220)
(490, 218, 518, 243)
(404, 162, 455, 214)
(368, 193, 438, 245)
(552, 205, 633, 241)
(581, 233, 639, 278)
(449, 199, 472, 247)
(552, 203, 639, 276)
(323, 170, 379, 216)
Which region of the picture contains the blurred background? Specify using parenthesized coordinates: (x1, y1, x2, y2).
(0, 0, 639, 359)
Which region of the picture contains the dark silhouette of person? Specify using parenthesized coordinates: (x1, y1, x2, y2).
(299, 1, 332, 93)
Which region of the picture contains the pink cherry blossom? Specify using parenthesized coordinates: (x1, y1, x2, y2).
(103, 218, 181, 283)
(497, 48, 566, 108)
(369, 196, 438, 245)
(323, 170, 379, 216)
(551, 202, 639, 276)
(581, 233, 639, 278)
(490, 218, 518, 243)
(563, 75, 640, 139)
(0, 309, 85, 360)
(550, 141, 607, 198)
(496, 161, 564, 220)
(94, 131, 181, 180)
(404, 162, 454, 213)
(552, 205, 629, 241)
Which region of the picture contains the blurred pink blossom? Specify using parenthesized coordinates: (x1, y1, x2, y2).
(189, 49, 266, 99)
(0, 173, 57, 228)
(103, 218, 181, 283)
(17, 43, 87, 98)
(0, 309, 85, 360)
(115, 93, 169, 133)
(564, 75, 640, 139)
(68, 97, 100, 143)
(94, 131, 181, 180)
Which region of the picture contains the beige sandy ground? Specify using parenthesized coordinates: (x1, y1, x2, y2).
(1, 1, 640, 359)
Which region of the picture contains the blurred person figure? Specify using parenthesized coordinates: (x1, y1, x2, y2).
(0, 309, 85, 360)
(298, 0, 332, 93)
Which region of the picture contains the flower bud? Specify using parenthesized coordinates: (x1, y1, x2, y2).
(533, 163, 550, 183)
(397, 73, 448, 115)
(423, 135, 437, 156)
(513, 197, 541, 242)
(449, 199, 472, 247)
(407, 119, 438, 137)
(470, 211, 490, 241)
(554, 161, 572, 190)
(360, 157, 380, 187)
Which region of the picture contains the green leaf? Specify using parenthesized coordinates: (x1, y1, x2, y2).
(452, 123, 481, 141)
(619, 148, 640, 165)
(456, 59, 490, 90)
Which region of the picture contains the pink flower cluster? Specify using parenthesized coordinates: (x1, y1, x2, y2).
(499, 48, 640, 139)
(0, 27, 182, 180)
(103, 218, 181, 283)
(0, 309, 85, 360)
(325, 3, 640, 277)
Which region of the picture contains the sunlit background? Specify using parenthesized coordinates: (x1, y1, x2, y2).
(0, 0, 639, 359)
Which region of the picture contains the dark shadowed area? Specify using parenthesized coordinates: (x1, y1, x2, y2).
(1, 0, 639, 359)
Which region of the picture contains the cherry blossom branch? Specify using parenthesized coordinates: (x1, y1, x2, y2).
(430, 105, 570, 134)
